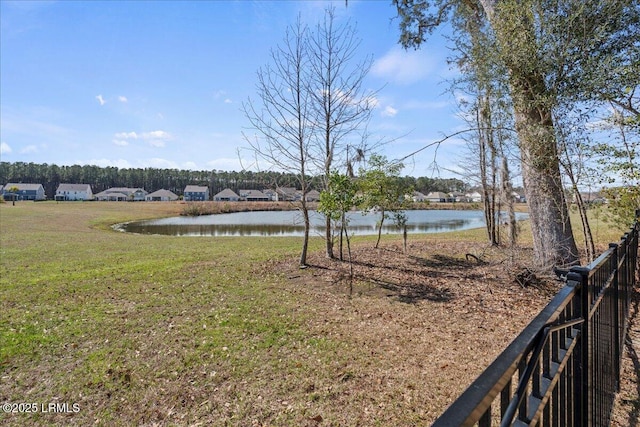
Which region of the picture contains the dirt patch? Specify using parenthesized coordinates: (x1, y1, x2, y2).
(611, 283, 640, 427)
(267, 239, 559, 421)
(277, 238, 638, 424)
(286, 239, 559, 305)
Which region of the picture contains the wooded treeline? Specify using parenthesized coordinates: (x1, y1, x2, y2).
(0, 161, 467, 198)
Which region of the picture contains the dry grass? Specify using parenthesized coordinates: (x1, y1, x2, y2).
(0, 201, 636, 426)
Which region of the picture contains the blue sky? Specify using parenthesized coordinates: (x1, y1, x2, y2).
(0, 0, 468, 177)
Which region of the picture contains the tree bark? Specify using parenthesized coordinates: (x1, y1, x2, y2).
(513, 94, 579, 266)
(487, 0, 579, 267)
(299, 199, 310, 266)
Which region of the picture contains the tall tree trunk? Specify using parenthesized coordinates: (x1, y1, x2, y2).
(501, 156, 518, 247)
(299, 199, 310, 266)
(478, 94, 499, 246)
(375, 209, 385, 249)
(339, 212, 345, 261)
(514, 99, 578, 266)
(573, 189, 596, 262)
(487, 0, 579, 267)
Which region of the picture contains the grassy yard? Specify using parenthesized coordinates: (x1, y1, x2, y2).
(0, 201, 631, 426)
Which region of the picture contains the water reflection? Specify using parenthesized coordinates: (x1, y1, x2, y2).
(122, 220, 472, 237)
(117, 210, 527, 237)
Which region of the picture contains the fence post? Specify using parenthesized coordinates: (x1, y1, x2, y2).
(569, 266, 591, 427)
(610, 242, 621, 394)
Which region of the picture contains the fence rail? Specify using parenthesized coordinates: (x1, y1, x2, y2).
(432, 211, 640, 427)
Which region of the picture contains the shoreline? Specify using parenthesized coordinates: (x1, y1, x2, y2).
(177, 200, 529, 216)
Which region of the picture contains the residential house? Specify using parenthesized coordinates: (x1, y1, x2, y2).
(3, 183, 46, 201)
(145, 189, 179, 201)
(425, 192, 452, 203)
(465, 191, 483, 203)
(95, 187, 147, 201)
(238, 189, 270, 202)
(276, 187, 301, 202)
(305, 189, 321, 202)
(55, 183, 93, 201)
(94, 190, 128, 201)
(262, 189, 278, 201)
(183, 185, 209, 201)
(213, 188, 240, 201)
(451, 192, 467, 203)
(412, 191, 427, 202)
(573, 191, 603, 205)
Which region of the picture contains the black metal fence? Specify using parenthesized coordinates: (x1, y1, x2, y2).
(432, 211, 640, 427)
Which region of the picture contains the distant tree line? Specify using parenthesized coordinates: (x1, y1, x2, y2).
(0, 161, 468, 198)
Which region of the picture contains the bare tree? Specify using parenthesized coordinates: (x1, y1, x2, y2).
(554, 110, 597, 262)
(242, 17, 314, 267)
(307, 7, 378, 259)
(450, 5, 518, 248)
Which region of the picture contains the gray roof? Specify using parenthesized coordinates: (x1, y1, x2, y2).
(239, 189, 268, 198)
(214, 188, 240, 199)
(57, 183, 92, 192)
(4, 183, 44, 191)
(426, 192, 451, 199)
(95, 191, 128, 198)
(146, 189, 178, 199)
(103, 187, 147, 195)
(184, 185, 208, 193)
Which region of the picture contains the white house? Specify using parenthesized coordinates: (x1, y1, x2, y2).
(262, 189, 278, 201)
(238, 189, 270, 202)
(276, 187, 301, 201)
(145, 189, 179, 201)
(426, 192, 451, 203)
(95, 187, 147, 201)
(55, 183, 93, 201)
(213, 188, 240, 201)
(466, 191, 483, 202)
(412, 191, 427, 202)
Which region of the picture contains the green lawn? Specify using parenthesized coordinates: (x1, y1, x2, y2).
(1, 202, 325, 425)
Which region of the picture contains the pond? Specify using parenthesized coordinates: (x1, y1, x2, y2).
(115, 210, 529, 237)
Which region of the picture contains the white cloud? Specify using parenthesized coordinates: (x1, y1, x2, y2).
(0, 142, 12, 154)
(224, 99, 233, 104)
(112, 130, 171, 147)
(142, 130, 170, 140)
(382, 105, 398, 117)
(115, 131, 138, 139)
(372, 47, 436, 85)
(118, 96, 128, 103)
(20, 145, 39, 154)
(96, 95, 106, 106)
(364, 94, 380, 110)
